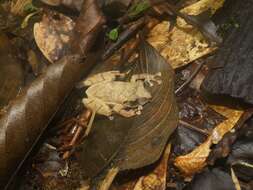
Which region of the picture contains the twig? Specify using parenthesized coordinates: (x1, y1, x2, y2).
(98, 167, 119, 190)
(62, 110, 91, 159)
(179, 120, 210, 136)
(175, 60, 205, 95)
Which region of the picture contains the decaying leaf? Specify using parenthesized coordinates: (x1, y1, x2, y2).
(34, 12, 75, 63)
(148, 0, 224, 69)
(0, 33, 24, 109)
(174, 105, 243, 176)
(79, 41, 178, 180)
(201, 0, 253, 105)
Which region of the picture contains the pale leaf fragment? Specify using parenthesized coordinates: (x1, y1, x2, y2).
(174, 106, 243, 176)
(148, 0, 225, 69)
(34, 12, 74, 63)
(231, 168, 241, 190)
(177, 0, 225, 28)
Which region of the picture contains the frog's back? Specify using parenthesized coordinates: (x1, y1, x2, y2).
(86, 81, 139, 102)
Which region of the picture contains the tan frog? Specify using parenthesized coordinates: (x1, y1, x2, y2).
(81, 71, 162, 118)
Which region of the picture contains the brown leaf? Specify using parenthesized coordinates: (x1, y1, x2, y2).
(0, 0, 105, 187)
(71, 0, 105, 55)
(0, 33, 24, 109)
(79, 41, 178, 179)
(133, 144, 171, 190)
(116, 41, 178, 171)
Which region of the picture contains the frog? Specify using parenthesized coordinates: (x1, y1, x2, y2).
(81, 70, 162, 118)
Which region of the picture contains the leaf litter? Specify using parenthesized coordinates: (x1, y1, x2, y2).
(1, 0, 253, 190)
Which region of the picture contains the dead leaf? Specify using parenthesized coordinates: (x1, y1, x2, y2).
(177, 0, 225, 28)
(0, 0, 105, 186)
(174, 106, 243, 176)
(27, 50, 40, 76)
(200, 0, 253, 105)
(0, 33, 24, 109)
(71, 0, 106, 55)
(34, 12, 75, 63)
(133, 144, 171, 190)
(148, 0, 224, 69)
(79, 41, 178, 180)
(174, 137, 212, 176)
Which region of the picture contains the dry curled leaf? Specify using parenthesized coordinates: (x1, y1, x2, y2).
(174, 106, 243, 176)
(148, 0, 224, 69)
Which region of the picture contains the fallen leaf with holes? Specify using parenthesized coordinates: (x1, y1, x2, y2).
(174, 107, 243, 176)
(148, 0, 224, 69)
(34, 12, 74, 63)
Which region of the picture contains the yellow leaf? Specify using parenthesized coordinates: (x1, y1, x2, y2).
(174, 137, 212, 176)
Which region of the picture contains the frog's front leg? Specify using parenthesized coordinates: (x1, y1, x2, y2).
(113, 104, 140, 117)
(130, 72, 162, 86)
(83, 97, 112, 117)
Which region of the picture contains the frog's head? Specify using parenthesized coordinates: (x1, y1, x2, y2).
(136, 82, 152, 99)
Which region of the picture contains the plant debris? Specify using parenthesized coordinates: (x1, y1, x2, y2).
(1, 0, 253, 189)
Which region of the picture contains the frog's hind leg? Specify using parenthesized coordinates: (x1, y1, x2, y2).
(113, 104, 139, 117)
(83, 98, 112, 117)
